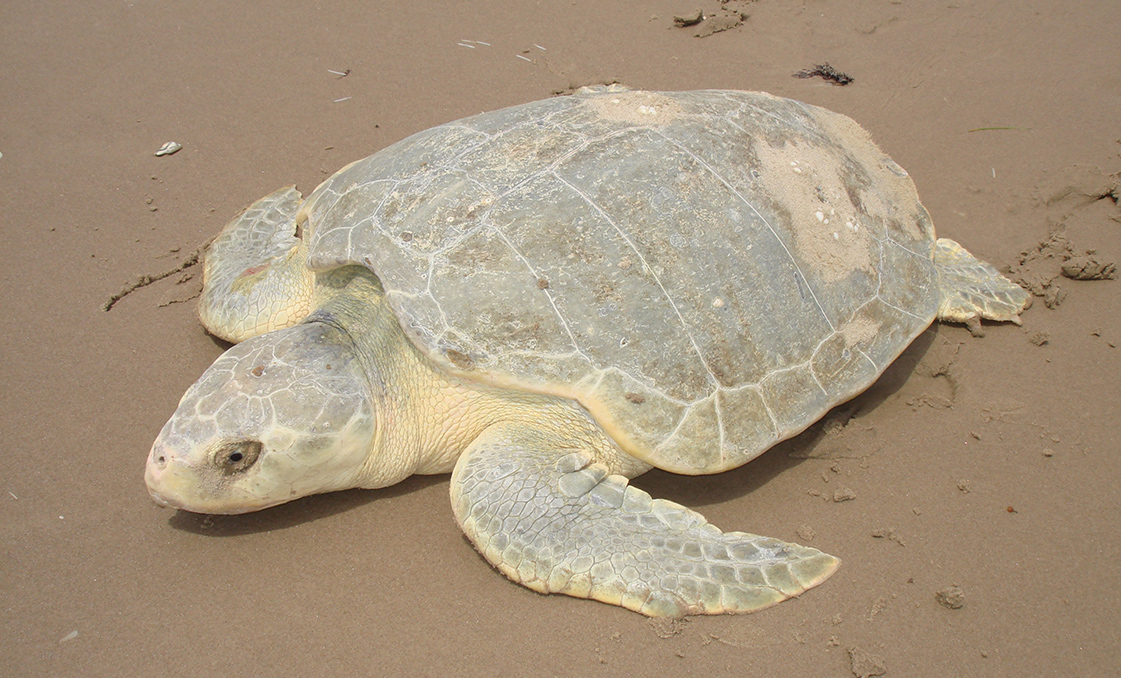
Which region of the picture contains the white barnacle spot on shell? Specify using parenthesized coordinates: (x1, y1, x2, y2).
(638, 105, 659, 115)
(815, 211, 825, 222)
(712, 297, 725, 308)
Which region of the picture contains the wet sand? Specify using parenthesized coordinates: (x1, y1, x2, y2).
(2, 1, 1119, 675)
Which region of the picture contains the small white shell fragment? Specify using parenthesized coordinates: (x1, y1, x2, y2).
(154, 141, 181, 157)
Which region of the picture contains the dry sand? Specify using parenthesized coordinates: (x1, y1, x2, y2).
(2, 1, 1119, 676)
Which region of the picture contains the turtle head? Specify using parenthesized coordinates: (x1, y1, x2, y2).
(145, 321, 377, 514)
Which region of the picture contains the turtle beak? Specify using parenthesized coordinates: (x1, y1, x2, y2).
(144, 442, 194, 510)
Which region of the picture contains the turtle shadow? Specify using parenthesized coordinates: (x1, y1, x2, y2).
(166, 473, 448, 537)
(636, 325, 940, 507)
(207, 334, 233, 352)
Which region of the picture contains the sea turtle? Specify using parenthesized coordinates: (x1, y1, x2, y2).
(145, 86, 1029, 616)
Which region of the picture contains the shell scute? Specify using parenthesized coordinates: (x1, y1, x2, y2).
(303, 89, 938, 473)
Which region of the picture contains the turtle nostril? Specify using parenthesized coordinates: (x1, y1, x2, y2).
(150, 447, 169, 470)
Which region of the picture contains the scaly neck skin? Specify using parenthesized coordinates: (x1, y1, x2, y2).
(309, 267, 598, 488)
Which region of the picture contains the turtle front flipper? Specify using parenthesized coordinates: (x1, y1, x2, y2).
(450, 422, 840, 617)
(198, 187, 315, 343)
(934, 238, 1030, 326)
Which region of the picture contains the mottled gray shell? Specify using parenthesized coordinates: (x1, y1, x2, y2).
(298, 87, 939, 474)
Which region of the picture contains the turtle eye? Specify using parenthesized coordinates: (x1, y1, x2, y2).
(213, 440, 262, 474)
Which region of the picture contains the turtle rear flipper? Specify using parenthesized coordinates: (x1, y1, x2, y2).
(934, 238, 1030, 326)
(198, 187, 314, 342)
(451, 421, 840, 616)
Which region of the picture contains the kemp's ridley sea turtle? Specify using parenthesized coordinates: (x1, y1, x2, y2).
(145, 86, 1029, 616)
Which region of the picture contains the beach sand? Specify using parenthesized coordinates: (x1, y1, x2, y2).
(2, 1, 1118, 675)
